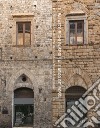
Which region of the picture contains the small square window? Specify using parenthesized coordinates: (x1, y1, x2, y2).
(69, 20, 84, 45)
(16, 22, 31, 46)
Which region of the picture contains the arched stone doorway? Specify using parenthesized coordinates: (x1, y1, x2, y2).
(7, 70, 37, 127)
(65, 86, 87, 127)
(13, 87, 34, 127)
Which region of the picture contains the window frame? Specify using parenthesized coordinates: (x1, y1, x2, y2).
(12, 14, 34, 47)
(16, 22, 31, 46)
(66, 14, 88, 45)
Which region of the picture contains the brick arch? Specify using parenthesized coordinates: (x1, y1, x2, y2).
(7, 68, 37, 92)
(66, 73, 87, 90)
(62, 67, 92, 91)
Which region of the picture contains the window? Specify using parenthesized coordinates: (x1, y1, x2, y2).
(69, 20, 84, 45)
(12, 14, 34, 46)
(14, 87, 34, 127)
(65, 86, 87, 127)
(66, 11, 88, 45)
(16, 22, 31, 46)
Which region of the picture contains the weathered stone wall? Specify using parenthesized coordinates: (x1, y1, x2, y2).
(0, 0, 52, 127)
(52, 0, 100, 127)
(0, 0, 100, 127)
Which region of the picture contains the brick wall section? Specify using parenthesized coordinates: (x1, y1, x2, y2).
(52, 0, 100, 126)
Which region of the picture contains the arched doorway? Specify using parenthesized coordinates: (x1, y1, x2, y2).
(65, 86, 87, 127)
(13, 87, 34, 127)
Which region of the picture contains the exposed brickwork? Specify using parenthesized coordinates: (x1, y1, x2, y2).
(0, 0, 100, 128)
(52, 0, 100, 127)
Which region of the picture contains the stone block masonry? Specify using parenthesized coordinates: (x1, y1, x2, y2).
(0, 0, 100, 128)
(52, 0, 100, 127)
(0, 0, 52, 128)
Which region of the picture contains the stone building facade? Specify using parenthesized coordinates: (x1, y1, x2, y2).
(0, 0, 100, 128)
(0, 0, 52, 127)
(52, 0, 100, 128)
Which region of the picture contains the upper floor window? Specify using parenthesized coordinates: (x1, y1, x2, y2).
(16, 22, 31, 46)
(69, 20, 84, 45)
(66, 10, 88, 45)
(12, 14, 34, 46)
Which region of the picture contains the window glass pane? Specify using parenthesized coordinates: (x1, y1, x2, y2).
(16, 22, 31, 46)
(77, 21, 83, 30)
(14, 88, 34, 127)
(77, 21, 83, 44)
(70, 36, 75, 44)
(18, 23, 23, 33)
(69, 22, 75, 44)
(14, 105, 33, 127)
(68, 21, 84, 45)
(17, 33, 24, 45)
(77, 36, 83, 44)
(25, 22, 31, 32)
(70, 22, 75, 34)
(25, 22, 31, 45)
(17, 23, 23, 45)
(70, 22, 75, 29)
(66, 86, 87, 127)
